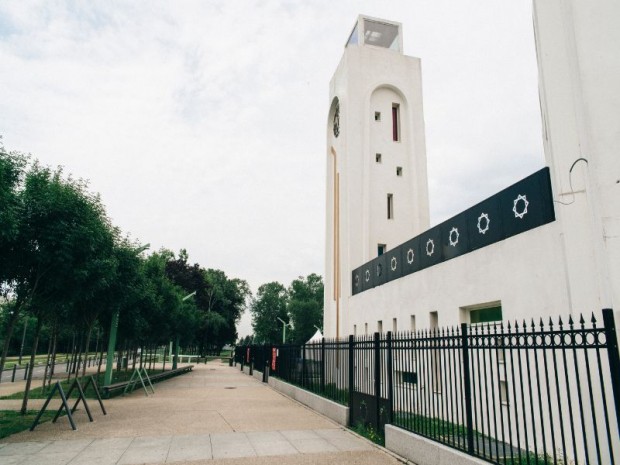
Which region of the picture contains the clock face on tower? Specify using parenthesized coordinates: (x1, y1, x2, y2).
(333, 102, 340, 138)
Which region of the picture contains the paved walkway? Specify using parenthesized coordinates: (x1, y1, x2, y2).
(0, 361, 405, 465)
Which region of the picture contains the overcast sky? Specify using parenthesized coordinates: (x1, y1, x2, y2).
(0, 1, 544, 337)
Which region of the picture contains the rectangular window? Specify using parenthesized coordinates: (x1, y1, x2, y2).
(392, 104, 400, 141)
(470, 305, 503, 324)
(402, 371, 417, 384)
(396, 166, 402, 176)
(410, 315, 416, 332)
(365, 323, 368, 335)
(387, 194, 393, 219)
(353, 324, 357, 336)
(378, 244, 386, 256)
(377, 320, 383, 333)
(374, 111, 381, 121)
(376, 153, 382, 163)
(392, 318, 397, 333)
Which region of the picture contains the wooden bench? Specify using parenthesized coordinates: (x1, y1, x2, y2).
(102, 365, 194, 397)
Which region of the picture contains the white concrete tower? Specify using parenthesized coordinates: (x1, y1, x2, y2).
(324, 16, 430, 339)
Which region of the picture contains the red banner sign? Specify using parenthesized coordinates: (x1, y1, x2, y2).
(271, 348, 277, 371)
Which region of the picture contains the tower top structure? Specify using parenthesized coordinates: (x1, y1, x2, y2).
(345, 15, 403, 53)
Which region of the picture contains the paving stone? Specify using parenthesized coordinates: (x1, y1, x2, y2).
(246, 431, 298, 456)
(0, 441, 50, 456)
(288, 437, 340, 454)
(166, 434, 212, 462)
(210, 432, 256, 459)
(117, 436, 172, 465)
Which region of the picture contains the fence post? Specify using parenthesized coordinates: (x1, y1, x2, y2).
(23, 363, 29, 380)
(301, 344, 306, 387)
(374, 332, 381, 431)
(602, 308, 620, 433)
(387, 331, 394, 424)
(320, 338, 326, 393)
(461, 323, 475, 455)
(12, 365, 17, 382)
(348, 335, 354, 411)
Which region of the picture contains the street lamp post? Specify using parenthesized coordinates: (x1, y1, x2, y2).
(277, 317, 292, 344)
(173, 291, 196, 370)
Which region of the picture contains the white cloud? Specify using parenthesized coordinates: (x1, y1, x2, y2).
(0, 1, 544, 336)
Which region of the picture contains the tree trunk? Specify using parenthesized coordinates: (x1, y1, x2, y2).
(41, 334, 53, 391)
(0, 306, 21, 377)
(48, 330, 58, 384)
(96, 341, 104, 377)
(21, 316, 42, 415)
(81, 325, 93, 379)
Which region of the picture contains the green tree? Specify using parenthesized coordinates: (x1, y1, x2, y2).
(13, 163, 116, 413)
(287, 274, 324, 344)
(0, 144, 28, 376)
(250, 282, 288, 344)
(164, 250, 250, 353)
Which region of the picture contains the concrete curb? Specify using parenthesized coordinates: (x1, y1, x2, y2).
(266, 376, 349, 426)
(385, 424, 489, 465)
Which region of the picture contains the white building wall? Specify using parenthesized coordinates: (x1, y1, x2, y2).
(349, 221, 568, 331)
(325, 3, 620, 337)
(533, 0, 620, 314)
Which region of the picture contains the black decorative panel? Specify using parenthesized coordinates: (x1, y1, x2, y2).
(419, 225, 442, 270)
(351, 167, 556, 295)
(352, 268, 362, 296)
(373, 254, 387, 287)
(400, 237, 421, 277)
(386, 245, 402, 282)
(500, 170, 548, 238)
(441, 212, 469, 261)
(467, 196, 503, 251)
(361, 262, 374, 291)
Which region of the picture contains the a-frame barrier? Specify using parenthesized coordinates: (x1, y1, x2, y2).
(123, 367, 155, 396)
(30, 376, 106, 431)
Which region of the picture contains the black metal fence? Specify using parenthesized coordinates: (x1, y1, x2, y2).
(237, 308, 620, 465)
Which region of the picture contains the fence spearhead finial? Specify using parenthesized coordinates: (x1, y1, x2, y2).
(591, 312, 597, 324)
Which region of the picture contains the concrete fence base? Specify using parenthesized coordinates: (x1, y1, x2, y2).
(262, 376, 349, 426)
(385, 424, 489, 465)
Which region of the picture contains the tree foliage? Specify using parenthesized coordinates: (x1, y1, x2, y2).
(249, 275, 324, 345)
(0, 139, 250, 412)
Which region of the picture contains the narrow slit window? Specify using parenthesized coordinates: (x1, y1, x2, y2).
(392, 318, 397, 333)
(374, 111, 381, 121)
(377, 320, 383, 333)
(396, 166, 402, 176)
(500, 380, 509, 405)
(376, 153, 382, 163)
(387, 194, 394, 219)
(392, 104, 400, 141)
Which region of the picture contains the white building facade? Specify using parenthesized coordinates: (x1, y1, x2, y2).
(324, 4, 620, 339)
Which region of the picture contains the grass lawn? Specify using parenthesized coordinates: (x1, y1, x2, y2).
(0, 410, 60, 439)
(3, 355, 70, 369)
